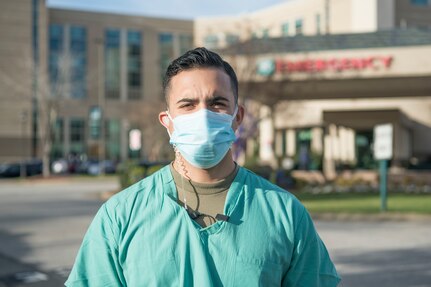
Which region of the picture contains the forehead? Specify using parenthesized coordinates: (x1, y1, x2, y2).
(167, 68, 235, 104)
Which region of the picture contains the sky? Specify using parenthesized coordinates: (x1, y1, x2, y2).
(47, 0, 288, 19)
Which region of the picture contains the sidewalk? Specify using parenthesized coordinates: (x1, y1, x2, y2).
(0, 253, 67, 287)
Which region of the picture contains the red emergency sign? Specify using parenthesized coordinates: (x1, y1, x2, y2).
(275, 56, 393, 73)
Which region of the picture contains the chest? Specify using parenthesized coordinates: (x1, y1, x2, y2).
(118, 202, 293, 287)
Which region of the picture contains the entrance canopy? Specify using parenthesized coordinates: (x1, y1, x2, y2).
(322, 109, 410, 131)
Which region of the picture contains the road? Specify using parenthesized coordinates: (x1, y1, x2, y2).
(317, 220, 431, 287)
(0, 177, 115, 286)
(0, 177, 430, 287)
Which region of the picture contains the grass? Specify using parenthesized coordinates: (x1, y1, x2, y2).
(294, 192, 431, 214)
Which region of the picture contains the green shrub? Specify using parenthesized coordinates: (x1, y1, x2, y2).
(146, 165, 164, 177)
(118, 161, 166, 189)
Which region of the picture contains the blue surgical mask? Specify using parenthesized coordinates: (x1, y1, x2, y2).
(167, 107, 238, 169)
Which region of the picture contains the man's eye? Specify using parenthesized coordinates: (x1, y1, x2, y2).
(212, 102, 226, 107)
(179, 103, 193, 109)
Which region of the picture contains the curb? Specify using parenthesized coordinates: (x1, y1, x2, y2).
(311, 212, 431, 222)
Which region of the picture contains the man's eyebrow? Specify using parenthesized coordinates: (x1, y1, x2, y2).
(176, 97, 198, 104)
(207, 96, 229, 103)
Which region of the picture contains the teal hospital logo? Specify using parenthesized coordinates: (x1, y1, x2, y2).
(257, 59, 275, 76)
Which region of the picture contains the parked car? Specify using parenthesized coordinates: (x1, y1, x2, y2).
(0, 160, 43, 178)
(26, 159, 43, 176)
(0, 163, 20, 177)
(77, 160, 117, 175)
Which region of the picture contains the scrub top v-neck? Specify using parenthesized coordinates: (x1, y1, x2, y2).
(168, 163, 239, 229)
(65, 165, 341, 287)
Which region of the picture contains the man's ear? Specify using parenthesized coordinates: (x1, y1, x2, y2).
(159, 111, 170, 129)
(233, 105, 244, 131)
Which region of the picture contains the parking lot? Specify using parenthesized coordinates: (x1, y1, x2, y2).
(0, 178, 430, 286)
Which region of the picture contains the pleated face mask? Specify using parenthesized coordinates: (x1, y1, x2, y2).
(167, 107, 237, 169)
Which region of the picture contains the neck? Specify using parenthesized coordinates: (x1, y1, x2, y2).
(174, 151, 236, 183)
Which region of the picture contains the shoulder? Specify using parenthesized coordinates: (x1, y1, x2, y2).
(238, 166, 306, 219)
(103, 165, 173, 218)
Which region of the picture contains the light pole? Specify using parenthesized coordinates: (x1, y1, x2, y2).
(20, 110, 28, 178)
(96, 38, 105, 176)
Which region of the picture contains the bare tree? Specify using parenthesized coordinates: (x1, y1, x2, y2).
(1, 49, 95, 177)
(140, 98, 174, 162)
(37, 53, 74, 177)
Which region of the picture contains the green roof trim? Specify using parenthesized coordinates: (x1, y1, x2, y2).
(220, 29, 431, 55)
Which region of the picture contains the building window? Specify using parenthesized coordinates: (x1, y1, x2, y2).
(225, 34, 239, 45)
(295, 19, 303, 35)
(410, 0, 428, 5)
(49, 24, 64, 96)
(281, 23, 289, 36)
(262, 29, 270, 38)
(203, 34, 218, 49)
(296, 129, 312, 170)
(179, 34, 193, 54)
(49, 25, 87, 99)
(105, 29, 121, 99)
(128, 128, 142, 159)
(316, 14, 321, 34)
(89, 106, 102, 140)
(70, 26, 87, 99)
(51, 118, 64, 160)
(105, 119, 121, 161)
(159, 33, 174, 80)
(70, 118, 85, 154)
(127, 30, 142, 100)
(356, 131, 376, 169)
(32, 0, 39, 66)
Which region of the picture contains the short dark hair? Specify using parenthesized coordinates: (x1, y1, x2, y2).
(162, 47, 238, 106)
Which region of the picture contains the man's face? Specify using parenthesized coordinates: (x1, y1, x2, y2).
(159, 68, 243, 134)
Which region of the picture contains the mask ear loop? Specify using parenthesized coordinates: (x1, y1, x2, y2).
(232, 105, 238, 118)
(166, 111, 190, 210)
(173, 145, 190, 211)
(165, 111, 173, 137)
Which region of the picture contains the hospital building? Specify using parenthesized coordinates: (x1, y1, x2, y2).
(1, 0, 431, 176)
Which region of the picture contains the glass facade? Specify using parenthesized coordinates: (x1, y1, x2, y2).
(159, 33, 174, 80)
(281, 23, 289, 36)
(89, 106, 102, 139)
(203, 34, 218, 49)
(49, 24, 64, 95)
(225, 34, 239, 46)
(51, 118, 64, 159)
(296, 129, 312, 170)
(295, 19, 303, 35)
(356, 131, 377, 169)
(411, 0, 428, 5)
(49, 24, 87, 99)
(128, 128, 142, 159)
(179, 34, 193, 54)
(70, 118, 86, 154)
(127, 30, 142, 100)
(69, 26, 87, 99)
(32, 0, 39, 67)
(105, 119, 121, 160)
(105, 29, 121, 99)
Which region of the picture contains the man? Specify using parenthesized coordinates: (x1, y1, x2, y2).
(66, 47, 340, 286)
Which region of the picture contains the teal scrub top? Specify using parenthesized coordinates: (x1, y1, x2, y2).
(66, 166, 340, 286)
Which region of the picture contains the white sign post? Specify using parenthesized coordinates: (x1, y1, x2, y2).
(373, 124, 393, 212)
